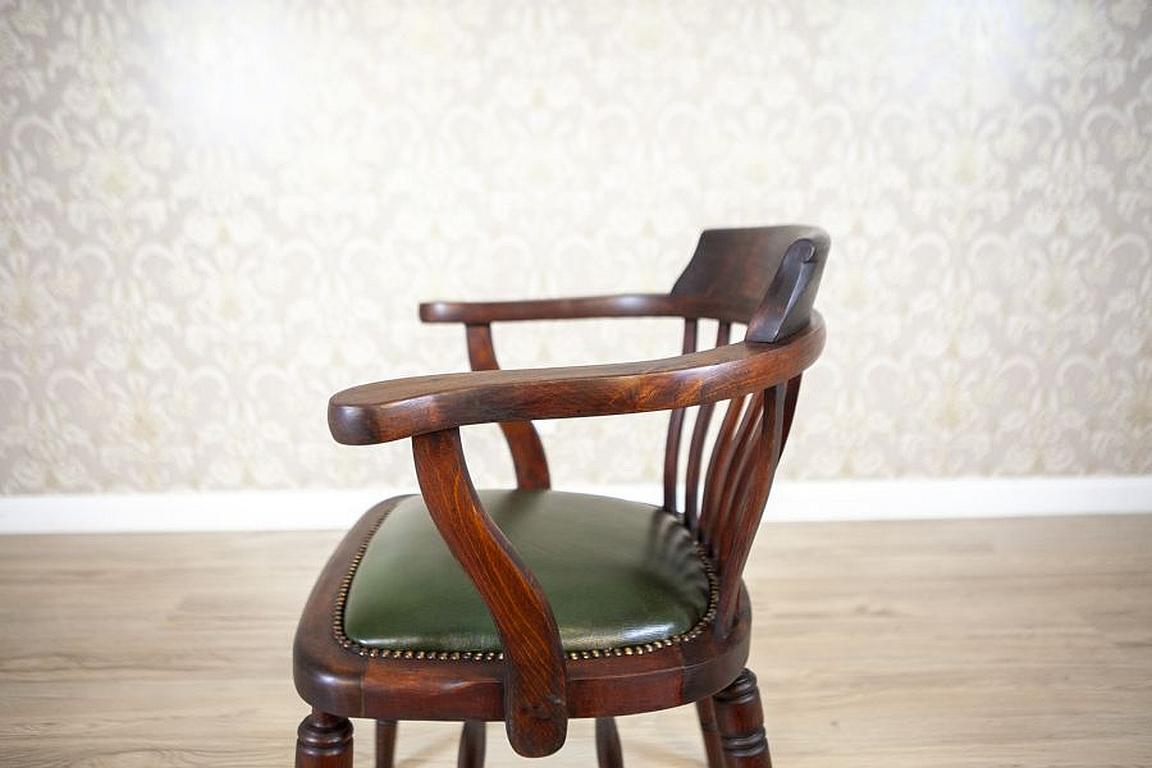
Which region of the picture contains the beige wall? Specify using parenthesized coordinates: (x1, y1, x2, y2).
(1, 1, 1150, 494)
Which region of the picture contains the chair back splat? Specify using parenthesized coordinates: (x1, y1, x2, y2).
(661, 228, 828, 631)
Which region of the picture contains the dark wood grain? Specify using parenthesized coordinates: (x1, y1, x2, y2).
(713, 669, 772, 767)
(746, 230, 829, 343)
(329, 317, 824, 446)
(714, 392, 765, 539)
(663, 318, 698, 513)
(595, 717, 624, 768)
(671, 226, 825, 320)
(423, 224, 826, 331)
(696, 698, 727, 768)
(374, 721, 395, 768)
(716, 387, 785, 632)
(412, 428, 568, 757)
(465, 324, 551, 490)
(420, 293, 754, 325)
(298, 225, 831, 766)
(296, 711, 354, 768)
(699, 393, 747, 547)
(684, 321, 732, 531)
(457, 720, 486, 768)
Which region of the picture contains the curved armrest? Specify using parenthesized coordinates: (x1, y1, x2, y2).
(329, 313, 824, 445)
(419, 293, 752, 324)
(413, 429, 567, 756)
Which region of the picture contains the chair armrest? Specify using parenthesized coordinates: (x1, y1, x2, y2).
(329, 313, 825, 445)
(419, 293, 751, 324)
(412, 428, 567, 756)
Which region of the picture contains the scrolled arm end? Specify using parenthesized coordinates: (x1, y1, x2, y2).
(328, 401, 380, 446)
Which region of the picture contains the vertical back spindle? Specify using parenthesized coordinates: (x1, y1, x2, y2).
(662, 319, 698, 513)
(465, 324, 551, 490)
(716, 385, 786, 629)
(699, 393, 749, 551)
(684, 321, 732, 531)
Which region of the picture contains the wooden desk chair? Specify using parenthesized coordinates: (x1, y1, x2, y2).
(294, 225, 830, 767)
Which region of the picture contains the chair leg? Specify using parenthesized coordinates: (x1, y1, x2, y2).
(296, 710, 354, 768)
(696, 698, 727, 768)
(595, 717, 624, 768)
(376, 720, 397, 768)
(712, 669, 772, 768)
(457, 720, 486, 768)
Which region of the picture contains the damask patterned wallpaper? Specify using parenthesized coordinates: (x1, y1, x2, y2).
(1, 1, 1150, 495)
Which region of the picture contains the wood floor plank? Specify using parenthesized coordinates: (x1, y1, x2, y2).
(0, 515, 1149, 766)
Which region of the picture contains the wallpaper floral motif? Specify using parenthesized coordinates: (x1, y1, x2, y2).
(1, 0, 1150, 494)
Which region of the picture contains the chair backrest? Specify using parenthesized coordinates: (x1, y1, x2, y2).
(467, 223, 830, 628)
(662, 225, 827, 514)
(671, 226, 820, 316)
(662, 225, 828, 628)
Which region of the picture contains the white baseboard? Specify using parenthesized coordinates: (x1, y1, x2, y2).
(0, 476, 1149, 534)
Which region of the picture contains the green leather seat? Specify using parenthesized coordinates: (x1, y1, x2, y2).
(343, 490, 713, 654)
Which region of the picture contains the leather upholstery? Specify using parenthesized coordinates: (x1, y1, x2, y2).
(343, 490, 712, 653)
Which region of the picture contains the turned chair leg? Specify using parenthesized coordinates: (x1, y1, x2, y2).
(696, 698, 727, 768)
(712, 669, 772, 768)
(458, 720, 486, 768)
(296, 710, 354, 768)
(595, 717, 624, 768)
(376, 720, 397, 768)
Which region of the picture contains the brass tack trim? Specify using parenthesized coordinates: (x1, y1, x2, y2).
(332, 506, 719, 662)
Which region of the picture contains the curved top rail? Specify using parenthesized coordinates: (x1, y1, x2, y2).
(418, 293, 754, 325)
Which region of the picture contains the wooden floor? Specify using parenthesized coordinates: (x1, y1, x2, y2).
(1, 514, 1150, 767)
